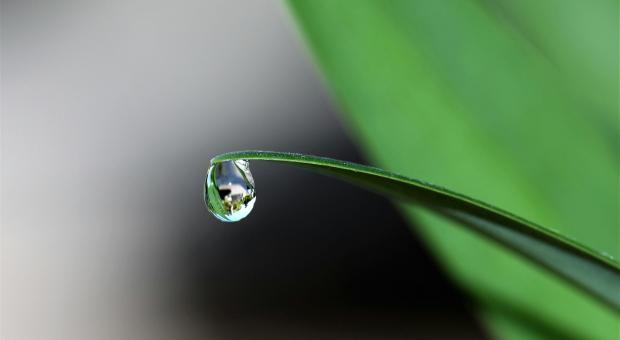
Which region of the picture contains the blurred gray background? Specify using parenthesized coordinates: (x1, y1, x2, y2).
(1, 1, 485, 339)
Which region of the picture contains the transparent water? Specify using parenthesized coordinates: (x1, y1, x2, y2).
(205, 159, 256, 222)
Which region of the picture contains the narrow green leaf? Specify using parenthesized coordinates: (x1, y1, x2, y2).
(211, 150, 620, 312)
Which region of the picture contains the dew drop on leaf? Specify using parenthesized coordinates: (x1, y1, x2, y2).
(204, 160, 256, 222)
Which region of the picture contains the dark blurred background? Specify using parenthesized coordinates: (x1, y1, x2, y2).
(1, 1, 487, 338)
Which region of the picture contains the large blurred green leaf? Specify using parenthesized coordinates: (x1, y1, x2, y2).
(287, 1, 619, 339)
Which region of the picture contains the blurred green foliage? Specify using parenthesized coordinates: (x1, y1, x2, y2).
(288, 1, 619, 339)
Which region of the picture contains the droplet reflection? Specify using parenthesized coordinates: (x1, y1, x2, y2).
(205, 160, 256, 222)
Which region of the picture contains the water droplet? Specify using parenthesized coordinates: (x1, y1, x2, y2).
(204, 159, 256, 222)
(600, 252, 615, 260)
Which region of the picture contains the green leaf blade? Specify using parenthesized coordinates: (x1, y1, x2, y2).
(286, 1, 619, 338)
(211, 150, 620, 312)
